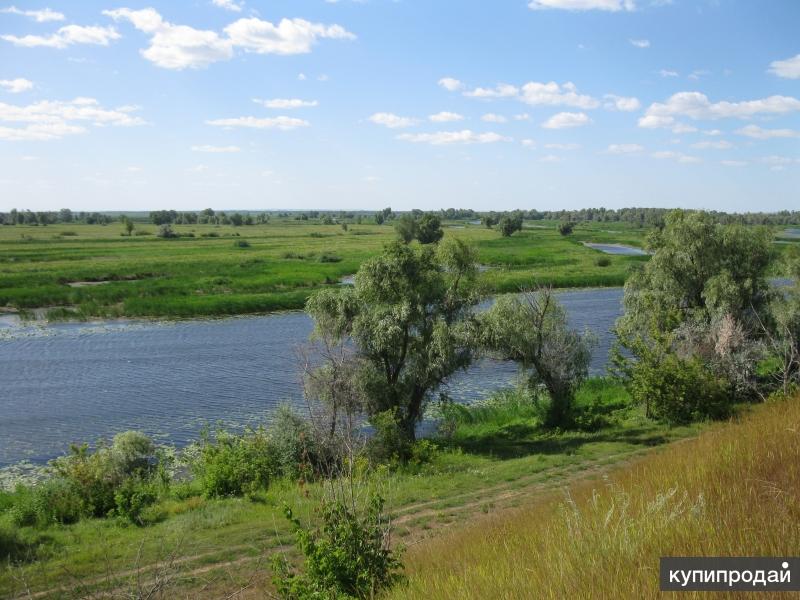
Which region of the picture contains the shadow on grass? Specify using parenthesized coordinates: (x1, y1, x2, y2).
(440, 422, 671, 460)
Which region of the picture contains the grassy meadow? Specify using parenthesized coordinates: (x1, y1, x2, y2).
(0, 219, 650, 320)
(391, 395, 800, 600)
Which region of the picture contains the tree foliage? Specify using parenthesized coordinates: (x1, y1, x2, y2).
(482, 288, 595, 427)
(306, 240, 479, 441)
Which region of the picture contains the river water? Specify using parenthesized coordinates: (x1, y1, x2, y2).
(0, 287, 624, 468)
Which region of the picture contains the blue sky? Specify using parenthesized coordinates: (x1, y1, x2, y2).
(0, 0, 798, 212)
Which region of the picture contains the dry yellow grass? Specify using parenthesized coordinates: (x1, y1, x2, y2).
(389, 397, 800, 599)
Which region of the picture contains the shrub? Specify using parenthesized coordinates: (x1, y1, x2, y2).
(366, 410, 410, 465)
(595, 257, 611, 267)
(626, 349, 730, 424)
(114, 477, 159, 525)
(318, 252, 342, 263)
(7, 480, 83, 527)
(201, 231, 219, 238)
(272, 495, 403, 599)
(156, 224, 177, 239)
(558, 221, 575, 236)
(269, 405, 322, 480)
(193, 427, 279, 497)
(50, 431, 158, 518)
(234, 240, 251, 248)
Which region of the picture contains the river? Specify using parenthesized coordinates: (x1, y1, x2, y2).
(0, 287, 623, 468)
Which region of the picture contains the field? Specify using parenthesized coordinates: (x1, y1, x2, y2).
(0, 219, 650, 319)
(391, 394, 800, 600)
(0, 381, 704, 598)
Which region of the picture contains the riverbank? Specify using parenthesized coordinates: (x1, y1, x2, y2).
(0, 220, 648, 321)
(0, 380, 703, 598)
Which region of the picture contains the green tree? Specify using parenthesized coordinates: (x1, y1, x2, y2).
(306, 241, 479, 441)
(482, 288, 595, 427)
(121, 216, 135, 236)
(498, 213, 523, 237)
(394, 214, 418, 244)
(416, 214, 444, 244)
(558, 221, 574, 236)
(613, 210, 774, 420)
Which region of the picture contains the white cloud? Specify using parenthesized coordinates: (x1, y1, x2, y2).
(652, 150, 701, 163)
(2, 24, 120, 49)
(481, 113, 507, 123)
(464, 83, 519, 99)
(539, 154, 562, 162)
(519, 81, 598, 108)
(429, 111, 463, 122)
(206, 115, 309, 130)
(768, 54, 800, 80)
(603, 94, 640, 111)
(720, 160, 747, 167)
(688, 69, 710, 81)
(253, 98, 318, 109)
(690, 140, 734, 150)
(103, 8, 232, 69)
(463, 80, 599, 110)
(659, 69, 679, 78)
(211, 0, 243, 12)
(629, 38, 650, 48)
(0, 78, 33, 93)
(438, 77, 463, 92)
(760, 156, 799, 166)
(1, 6, 64, 22)
(368, 112, 418, 128)
(513, 113, 530, 121)
(521, 138, 536, 148)
(103, 8, 354, 70)
(397, 130, 510, 145)
(671, 122, 698, 134)
(224, 17, 355, 55)
(191, 144, 241, 152)
(541, 111, 590, 129)
(528, 0, 635, 11)
(638, 92, 800, 129)
(0, 97, 145, 141)
(605, 143, 644, 154)
(544, 143, 580, 150)
(735, 124, 799, 140)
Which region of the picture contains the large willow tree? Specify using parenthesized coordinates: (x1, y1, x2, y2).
(306, 238, 479, 441)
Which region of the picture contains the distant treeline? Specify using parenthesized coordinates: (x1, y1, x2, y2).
(2, 206, 798, 227)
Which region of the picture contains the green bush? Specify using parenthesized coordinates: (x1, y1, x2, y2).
(114, 477, 159, 525)
(318, 252, 342, 263)
(366, 410, 410, 465)
(272, 495, 403, 599)
(7, 480, 83, 527)
(50, 431, 158, 518)
(269, 405, 323, 480)
(193, 427, 279, 497)
(234, 239, 251, 248)
(596, 257, 611, 267)
(627, 350, 730, 424)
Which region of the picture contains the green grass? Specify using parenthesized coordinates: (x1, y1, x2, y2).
(389, 394, 800, 600)
(0, 219, 651, 320)
(0, 379, 703, 598)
